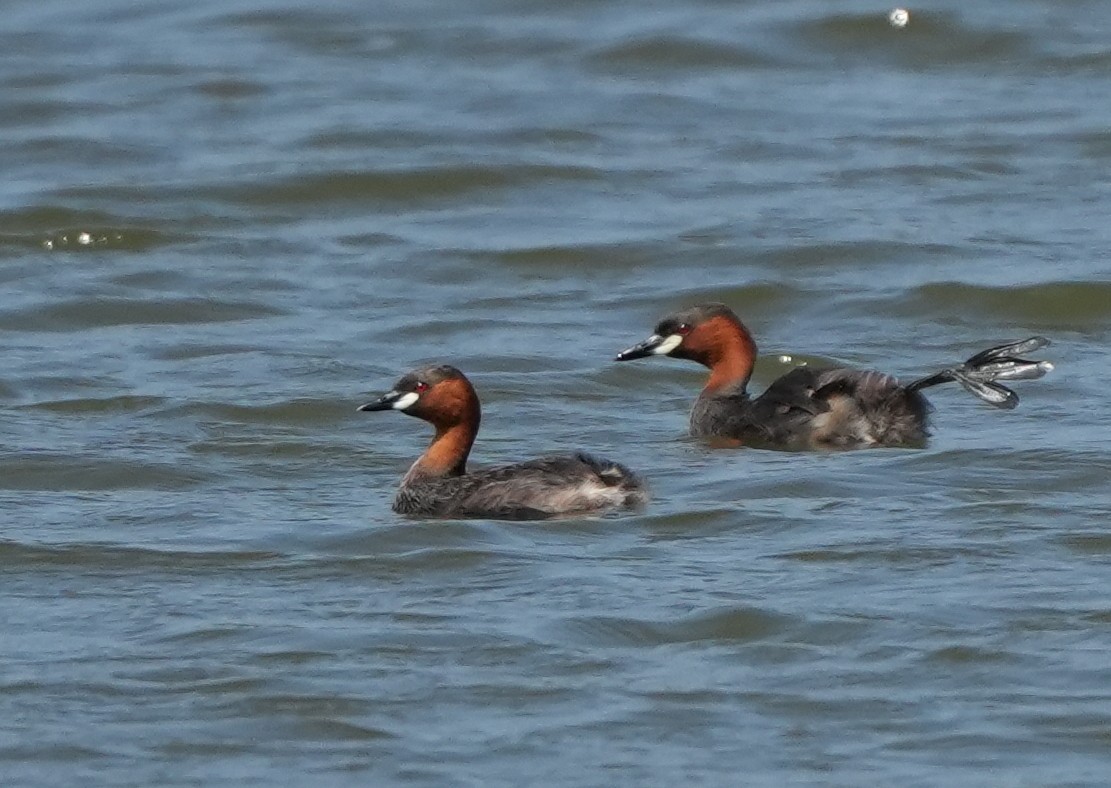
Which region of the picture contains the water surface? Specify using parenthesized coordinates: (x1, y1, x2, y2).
(2, 0, 1110, 784)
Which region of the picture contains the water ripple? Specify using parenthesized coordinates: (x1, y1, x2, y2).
(562, 605, 794, 647)
(0, 297, 285, 331)
(25, 395, 167, 414)
(791, 11, 1035, 69)
(0, 207, 177, 252)
(898, 281, 1111, 329)
(0, 541, 281, 570)
(224, 164, 603, 208)
(0, 456, 210, 491)
(590, 35, 772, 72)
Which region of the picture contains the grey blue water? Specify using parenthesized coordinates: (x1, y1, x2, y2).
(2, 0, 1111, 784)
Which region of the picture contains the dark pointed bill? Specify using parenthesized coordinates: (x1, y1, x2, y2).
(357, 390, 419, 412)
(615, 333, 682, 361)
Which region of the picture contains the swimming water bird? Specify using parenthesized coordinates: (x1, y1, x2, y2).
(616, 303, 1053, 449)
(358, 364, 647, 518)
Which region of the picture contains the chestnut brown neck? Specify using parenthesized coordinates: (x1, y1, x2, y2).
(408, 378, 481, 479)
(411, 422, 476, 478)
(689, 315, 758, 394)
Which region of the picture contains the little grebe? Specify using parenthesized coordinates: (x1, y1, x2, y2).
(616, 303, 1052, 448)
(359, 364, 648, 518)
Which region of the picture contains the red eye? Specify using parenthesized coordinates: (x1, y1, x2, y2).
(677, 324, 692, 335)
(414, 381, 429, 393)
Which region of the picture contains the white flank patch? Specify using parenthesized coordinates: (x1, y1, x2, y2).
(545, 480, 624, 513)
(652, 334, 683, 356)
(392, 392, 419, 410)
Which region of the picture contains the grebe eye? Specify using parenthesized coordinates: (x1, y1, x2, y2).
(677, 324, 692, 335)
(414, 381, 429, 393)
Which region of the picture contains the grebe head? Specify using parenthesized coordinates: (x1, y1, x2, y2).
(357, 364, 480, 429)
(616, 303, 749, 364)
(616, 303, 758, 393)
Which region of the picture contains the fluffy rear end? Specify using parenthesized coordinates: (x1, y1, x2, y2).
(811, 369, 930, 447)
(431, 454, 648, 518)
(572, 452, 650, 509)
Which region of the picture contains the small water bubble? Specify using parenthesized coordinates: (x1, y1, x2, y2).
(77, 232, 92, 245)
(43, 239, 53, 250)
(889, 8, 909, 28)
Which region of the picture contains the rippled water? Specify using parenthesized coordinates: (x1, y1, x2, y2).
(3, 0, 1111, 784)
